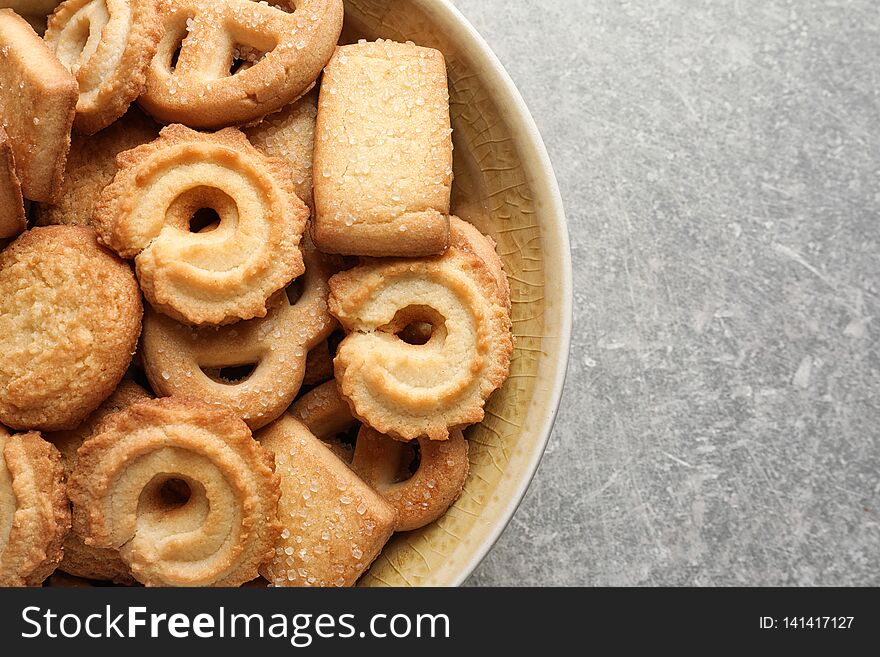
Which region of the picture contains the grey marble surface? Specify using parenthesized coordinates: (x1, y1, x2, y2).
(457, 0, 880, 586)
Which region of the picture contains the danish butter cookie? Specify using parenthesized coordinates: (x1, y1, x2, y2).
(68, 397, 282, 587)
(37, 107, 158, 227)
(351, 427, 469, 532)
(93, 124, 308, 326)
(140, 0, 343, 129)
(0, 427, 70, 587)
(46, 0, 163, 134)
(0, 226, 142, 431)
(312, 40, 453, 257)
(329, 217, 513, 441)
(0, 9, 77, 202)
(256, 415, 396, 587)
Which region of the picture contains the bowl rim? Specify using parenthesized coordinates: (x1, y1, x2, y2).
(422, 0, 574, 585)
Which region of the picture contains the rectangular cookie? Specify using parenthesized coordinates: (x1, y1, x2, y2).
(0, 125, 25, 239)
(257, 415, 396, 587)
(0, 9, 77, 202)
(312, 39, 453, 257)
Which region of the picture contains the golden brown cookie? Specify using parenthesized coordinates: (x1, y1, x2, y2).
(0, 9, 77, 202)
(245, 88, 317, 214)
(93, 124, 309, 326)
(140, 0, 343, 129)
(142, 238, 339, 430)
(68, 397, 281, 587)
(329, 217, 514, 441)
(351, 426, 469, 532)
(36, 108, 159, 227)
(312, 40, 453, 257)
(0, 125, 25, 239)
(45, 0, 163, 134)
(0, 226, 143, 431)
(256, 415, 396, 587)
(46, 380, 151, 585)
(0, 426, 70, 587)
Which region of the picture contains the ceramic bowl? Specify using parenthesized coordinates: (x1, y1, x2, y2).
(343, 0, 571, 586)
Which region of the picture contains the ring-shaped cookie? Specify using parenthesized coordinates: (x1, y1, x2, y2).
(68, 397, 281, 587)
(93, 124, 308, 326)
(45, 0, 163, 134)
(329, 217, 514, 441)
(142, 240, 340, 430)
(0, 427, 70, 587)
(140, 0, 343, 129)
(351, 426, 469, 532)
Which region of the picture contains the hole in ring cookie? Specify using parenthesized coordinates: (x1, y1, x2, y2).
(166, 186, 237, 234)
(395, 441, 421, 481)
(161, 19, 192, 74)
(201, 363, 259, 385)
(189, 208, 220, 233)
(229, 45, 267, 76)
(169, 44, 183, 73)
(139, 475, 198, 516)
(284, 276, 305, 305)
(383, 305, 447, 347)
(398, 322, 433, 346)
(158, 478, 192, 508)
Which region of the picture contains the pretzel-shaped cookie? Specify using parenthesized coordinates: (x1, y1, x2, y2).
(142, 240, 340, 430)
(140, 0, 343, 129)
(351, 426, 469, 532)
(45, 0, 163, 134)
(93, 124, 308, 326)
(0, 427, 70, 587)
(329, 217, 514, 441)
(68, 397, 281, 587)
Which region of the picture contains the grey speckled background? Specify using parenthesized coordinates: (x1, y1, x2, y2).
(456, 0, 880, 586)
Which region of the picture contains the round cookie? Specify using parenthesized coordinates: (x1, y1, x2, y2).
(93, 124, 308, 326)
(351, 426, 469, 532)
(0, 226, 143, 431)
(68, 397, 281, 587)
(328, 217, 514, 441)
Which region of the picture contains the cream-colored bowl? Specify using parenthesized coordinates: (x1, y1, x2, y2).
(343, 0, 571, 586)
